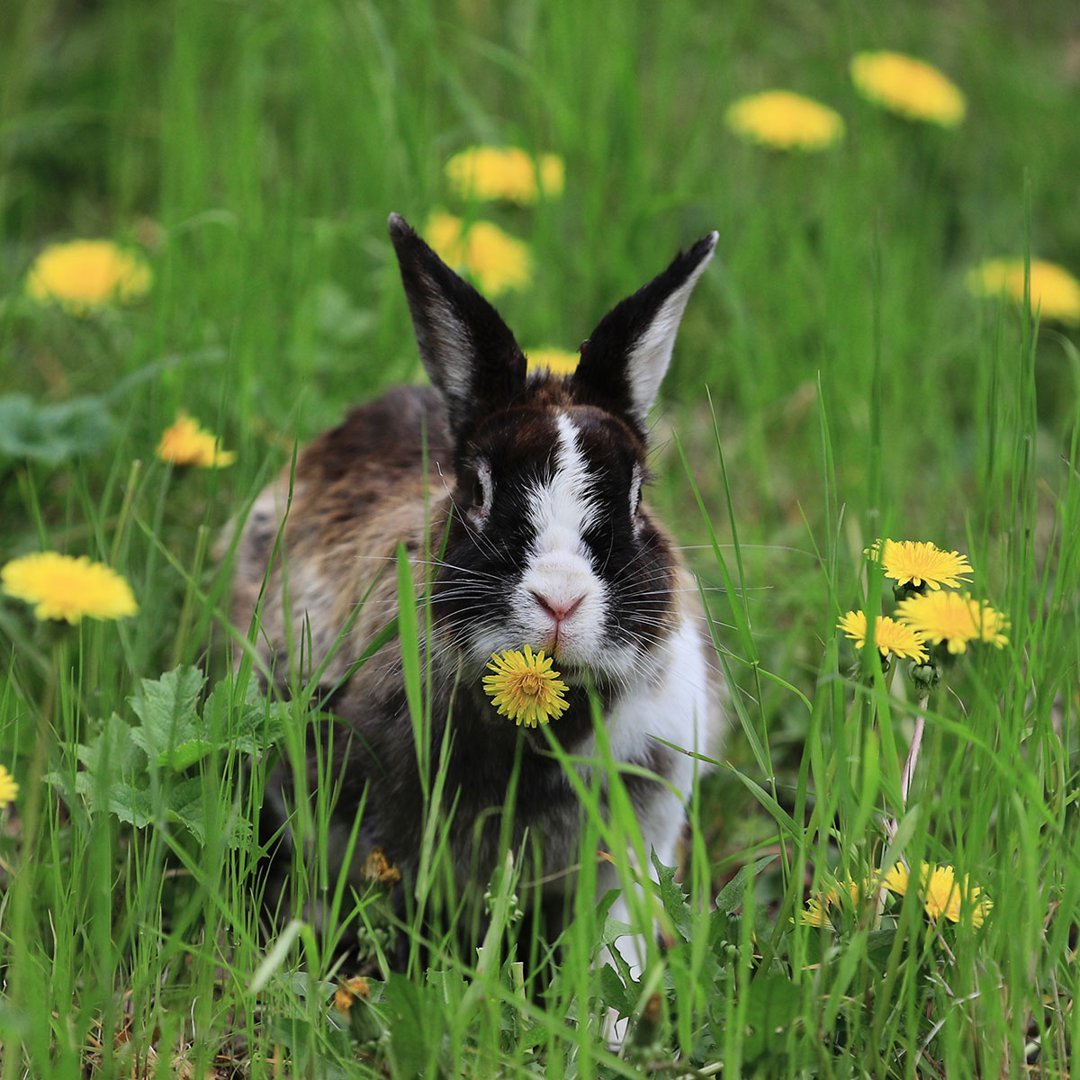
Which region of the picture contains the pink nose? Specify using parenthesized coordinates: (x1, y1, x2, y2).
(530, 590, 585, 624)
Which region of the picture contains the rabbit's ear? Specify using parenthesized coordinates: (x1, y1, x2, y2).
(573, 232, 718, 431)
(388, 213, 527, 438)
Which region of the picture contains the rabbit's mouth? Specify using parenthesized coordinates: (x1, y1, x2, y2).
(539, 636, 644, 688)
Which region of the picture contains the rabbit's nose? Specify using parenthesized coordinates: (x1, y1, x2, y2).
(529, 589, 585, 625)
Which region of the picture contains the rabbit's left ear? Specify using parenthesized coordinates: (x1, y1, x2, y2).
(572, 232, 718, 431)
(388, 213, 527, 440)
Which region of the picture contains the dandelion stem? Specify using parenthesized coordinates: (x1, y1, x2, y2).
(883, 693, 930, 844)
(900, 699, 928, 803)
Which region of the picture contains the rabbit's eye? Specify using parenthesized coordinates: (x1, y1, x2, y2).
(469, 460, 494, 523)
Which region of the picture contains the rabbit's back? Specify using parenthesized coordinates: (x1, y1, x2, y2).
(230, 384, 452, 694)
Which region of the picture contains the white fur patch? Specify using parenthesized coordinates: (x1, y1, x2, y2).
(597, 614, 711, 797)
(528, 413, 601, 549)
(593, 614, 714, 1025)
(513, 414, 608, 664)
(625, 233, 717, 423)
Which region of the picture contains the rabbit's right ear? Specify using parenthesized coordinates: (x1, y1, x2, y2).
(388, 214, 527, 440)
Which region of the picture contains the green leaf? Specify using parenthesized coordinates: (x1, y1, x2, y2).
(714, 855, 777, 916)
(75, 712, 144, 780)
(597, 963, 633, 1018)
(0, 393, 114, 465)
(650, 850, 692, 941)
(383, 973, 444, 1078)
(129, 666, 208, 768)
(865, 927, 900, 971)
(98, 780, 155, 828)
(742, 973, 803, 1063)
(166, 777, 208, 842)
(202, 679, 286, 755)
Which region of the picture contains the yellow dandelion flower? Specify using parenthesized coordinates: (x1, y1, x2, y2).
(798, 877, 868, 927)
(445, 146, 565, 204)
(362, 847, 401, 887)
(426, 212, 532, 297)
(0, 764, 18, 809)
(334, 976, 371, 1013)
(850, 51, 966, 127)
(866, 539, 973, 591)
(25, 240, 152, 314)
(838, 610, 928, 662)
(526, 347, 579, 377)
(1, 552, 138, 624)
(882, 861, 992, 927)
(896, 592, 1009, 654)
(967, 259, 1080, 326)
(156, 413, 236, 469)
(483, 645, 569, 728)
(725, 90, 845, 152)
(881, 862, 910, 896)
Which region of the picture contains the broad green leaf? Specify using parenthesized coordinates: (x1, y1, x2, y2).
(97, 780, 155, 828)
(166, 777, 209, 841)
(0, 393, 114, 465)
(75, 711, 143, 779)
(597, 963, 633, 1018)
(202, 680, 287, 755)
(129, 666, 207, 768)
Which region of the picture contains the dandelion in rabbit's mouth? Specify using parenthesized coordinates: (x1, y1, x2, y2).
(483, 645, 569, 728)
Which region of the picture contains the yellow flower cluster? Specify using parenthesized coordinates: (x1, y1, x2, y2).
(841, 539, 1008, 661)
(837, 611, 927, 662)
(896, 591, 1009, 655)
(1, 552, 138, 624)
(725, 91, 845, 152)
(445, 146, 564, 205)
(426, 212, 532, 298)
(800, 862, 991, 929)
(429, 143, 564, 298)
(25, 239, 151, 314)
(156, 413, 236, 469)
(725, 50, 966, 153)
(724, 60, 1079, 297)
(850, 51, 966, 127)
(867, 539, 973, 591)
(883, 861, 992, 927)
(798, 876, 870, 927)
(483, 645, 569, 728)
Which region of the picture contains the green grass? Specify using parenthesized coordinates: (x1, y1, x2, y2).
(2, 0, 1079, 1075)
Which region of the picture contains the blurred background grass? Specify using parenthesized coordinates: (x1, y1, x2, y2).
(3, 0, 1078, 675)
(1, 0, 1079, 1074)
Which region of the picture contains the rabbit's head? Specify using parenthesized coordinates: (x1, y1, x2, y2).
(388, 214, 716, 690)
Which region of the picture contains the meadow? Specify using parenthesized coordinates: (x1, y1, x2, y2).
(1, 0, 1079, 1075)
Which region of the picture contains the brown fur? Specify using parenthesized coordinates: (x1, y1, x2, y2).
(231, 385, 453, 696)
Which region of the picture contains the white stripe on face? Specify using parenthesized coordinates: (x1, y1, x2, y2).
(512, 413, 607, 662)
(528, 413, 600, 554)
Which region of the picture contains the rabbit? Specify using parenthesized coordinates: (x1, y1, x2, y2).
(230, 213, 724, 970)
